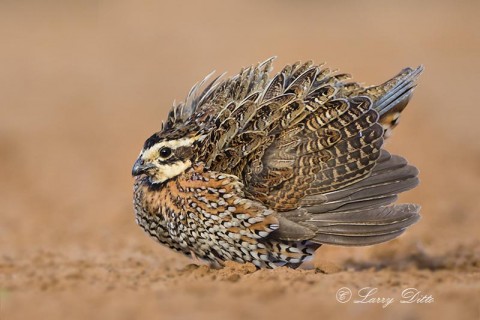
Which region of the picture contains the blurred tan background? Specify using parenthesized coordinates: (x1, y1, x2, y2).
(1, 1, 479, 319)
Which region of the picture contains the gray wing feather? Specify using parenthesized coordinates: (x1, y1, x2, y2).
(300, 150, 419, 213)
(310, 204, 420, 246)
(276, 150, 420, 245)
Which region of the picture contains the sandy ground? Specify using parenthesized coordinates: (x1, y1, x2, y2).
(1, 1, 479, 319)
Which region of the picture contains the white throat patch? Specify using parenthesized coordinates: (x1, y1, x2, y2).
(152, 159, 192, 184)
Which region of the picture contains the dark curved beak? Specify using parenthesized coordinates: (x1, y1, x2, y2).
(132, 158, 155, 176)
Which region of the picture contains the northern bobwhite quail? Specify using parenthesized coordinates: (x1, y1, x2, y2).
(132, 58, 422, 268)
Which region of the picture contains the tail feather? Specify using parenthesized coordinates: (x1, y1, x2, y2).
(373, 66, 424, 116)
(362, 66, 424, 137)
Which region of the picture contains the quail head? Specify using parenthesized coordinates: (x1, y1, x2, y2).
(132, 58, 423, 268)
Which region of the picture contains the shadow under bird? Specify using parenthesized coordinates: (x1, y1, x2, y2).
(132, 58, 423, 268)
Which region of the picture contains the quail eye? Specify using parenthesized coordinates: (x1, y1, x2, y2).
(159, 147, 172, 159)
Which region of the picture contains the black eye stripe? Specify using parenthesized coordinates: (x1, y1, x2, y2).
(158, 158, 177, 165)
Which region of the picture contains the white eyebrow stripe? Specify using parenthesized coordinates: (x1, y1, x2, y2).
(164, 137, 197, 149)
(141, 136, 198, 160)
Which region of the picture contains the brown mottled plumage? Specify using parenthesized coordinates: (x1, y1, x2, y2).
(132, 58, 423, 268)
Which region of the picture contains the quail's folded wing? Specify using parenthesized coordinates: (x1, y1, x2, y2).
(239, 62, 422, 246)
